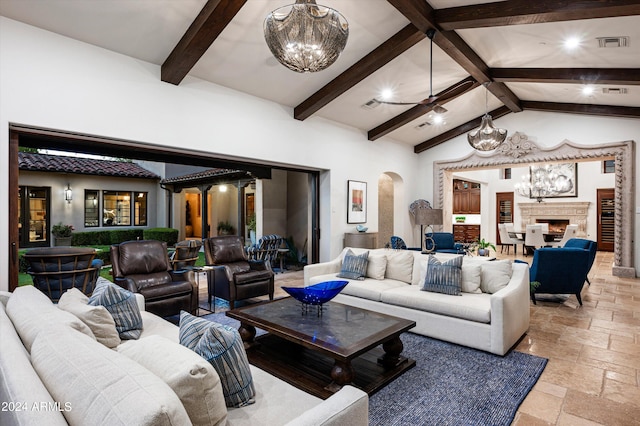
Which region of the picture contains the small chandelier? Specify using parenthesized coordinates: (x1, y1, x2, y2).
(467, 82, 507, 151)
(264, 0, 349, 73)
(514, 164, 561, 203)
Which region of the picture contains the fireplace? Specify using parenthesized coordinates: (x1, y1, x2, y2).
(536, 219, 569, 235)
(518, 202, 589, 237)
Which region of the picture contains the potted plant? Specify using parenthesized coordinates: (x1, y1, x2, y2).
(474, 238, 496, 256)
(217, 221, 234, 236)
(530, 280, 541, 294)
(247, 214, 257, 244)
(52, 222, 74, 246)
(455, 216, 466, 223)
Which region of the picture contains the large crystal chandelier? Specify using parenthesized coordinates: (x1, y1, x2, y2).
(264, 0, 349, 73)
(467, 83, 508, 151)
(514, 164, 570, 203)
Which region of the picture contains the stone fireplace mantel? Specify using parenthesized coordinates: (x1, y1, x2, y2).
(518, 202, 590, 237)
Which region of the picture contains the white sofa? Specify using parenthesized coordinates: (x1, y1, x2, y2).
(305, 248, 530, 356)
(0, 285, 368, 426)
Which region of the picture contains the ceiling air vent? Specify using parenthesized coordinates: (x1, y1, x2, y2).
(361, 99, 381, 110)
(597, 36, 629, 48)
(602, 88, 628, 94)
(414, 121, 432, 130)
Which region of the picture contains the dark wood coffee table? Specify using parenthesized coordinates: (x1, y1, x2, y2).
(226, 297, 416, 399)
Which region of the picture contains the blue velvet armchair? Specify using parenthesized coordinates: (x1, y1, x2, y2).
(563, 238, 597, 285)
(425, 232, 466, 254)
(390, 236, 421, 251)
(529, 247, 591, 305)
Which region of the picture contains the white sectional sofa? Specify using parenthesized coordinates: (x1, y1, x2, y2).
(0, 285, 368, 426)
(305, 248, 530, 356)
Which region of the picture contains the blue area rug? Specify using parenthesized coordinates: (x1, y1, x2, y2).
(369, 333, 547, 426)
(201, 313, 547, 426)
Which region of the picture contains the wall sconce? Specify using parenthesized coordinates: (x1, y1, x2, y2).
(219, 185, 228, 193)
(64, 184, 73, 204)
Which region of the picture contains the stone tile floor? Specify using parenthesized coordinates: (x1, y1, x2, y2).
(198, 250, 640, 425)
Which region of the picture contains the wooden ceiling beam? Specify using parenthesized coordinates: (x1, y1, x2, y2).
(368, 77, 479, 141)
(414, 106, 512, 153)
(435, 0, 640, 31)
(492, 68, 640, 85)
(522, 101, 640, 118)
(294, 24, 425, 121)
(161, 0, 247, 85)
(414, 101, 640, 153)
(387, 0, 522, 112)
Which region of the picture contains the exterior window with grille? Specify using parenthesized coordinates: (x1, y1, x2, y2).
(84, 190, 99, 227)
(103, 191, 131, 226)
(134, 192, 148, 226)
(603, 160, 615, 174)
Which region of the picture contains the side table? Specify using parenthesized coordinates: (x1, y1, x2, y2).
(191, 265, 215, 314)
(277, 248, 289, 273)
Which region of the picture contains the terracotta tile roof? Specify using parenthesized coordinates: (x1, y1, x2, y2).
(19, 152, 160, 179)
(160, 168, 247, 184)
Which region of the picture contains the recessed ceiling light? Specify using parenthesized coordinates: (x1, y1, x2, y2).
(432, 115, 444, 125)
(380, 88, 393, 101)
(564, 36, 581, 50)
(582, 86, 595, 96)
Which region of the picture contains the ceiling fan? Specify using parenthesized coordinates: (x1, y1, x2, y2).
(374, 29, 474, 113)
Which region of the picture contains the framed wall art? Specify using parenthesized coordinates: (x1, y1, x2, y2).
(529, 162, 578, 198)
(347, 180, 367, 223)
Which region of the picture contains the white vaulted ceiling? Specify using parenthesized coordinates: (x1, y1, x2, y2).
(1, 0, 638, 152)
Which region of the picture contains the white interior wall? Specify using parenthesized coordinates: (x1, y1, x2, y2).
(0, 17, 420, 290)
(418, 110, 640, 274)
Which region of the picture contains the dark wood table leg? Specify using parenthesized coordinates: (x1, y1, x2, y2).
(378, 336, 405, 368)
(238, 323, 257, 349)
(325, 359, 355, 393)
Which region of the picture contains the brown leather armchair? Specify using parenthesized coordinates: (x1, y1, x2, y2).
(110, 240, 198, 318)
(203, 235, 274, 310)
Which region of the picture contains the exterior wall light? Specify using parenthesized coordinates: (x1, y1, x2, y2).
(64, 184, 73, 204)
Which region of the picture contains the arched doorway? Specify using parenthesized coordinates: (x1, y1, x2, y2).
(378, 172, 406, 249)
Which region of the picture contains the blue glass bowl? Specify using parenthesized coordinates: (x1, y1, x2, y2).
(282, 280, 349, 305)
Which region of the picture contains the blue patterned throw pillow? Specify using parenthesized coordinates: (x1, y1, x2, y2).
(88, 277, 143, 340)
(179, 311, 255, 408)
(337, 249, 369, 280)
(421, 255, 463, 296)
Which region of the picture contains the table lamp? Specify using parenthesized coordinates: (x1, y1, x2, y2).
(416, 208, 443, 253)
